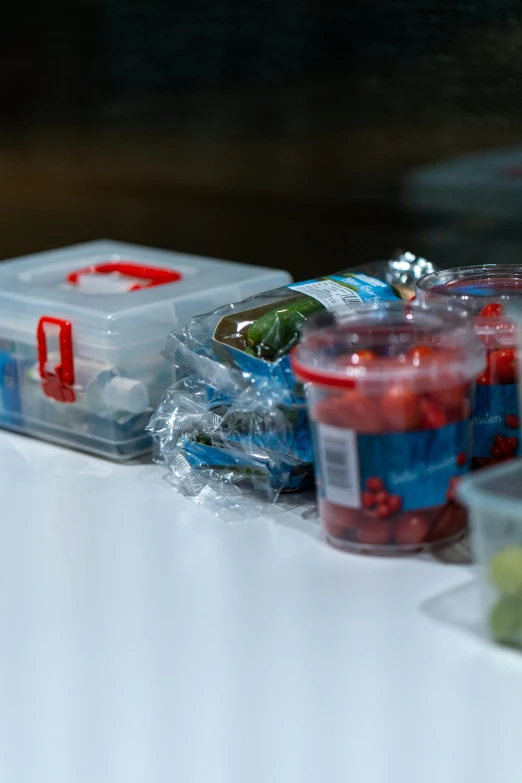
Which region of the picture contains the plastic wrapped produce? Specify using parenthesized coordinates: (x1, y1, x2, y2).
(147, 252, 437, 514)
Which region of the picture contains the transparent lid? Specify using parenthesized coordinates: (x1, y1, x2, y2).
(292, 300, 486, 391)
(0, 240, 290, 351)
(416, 264, 522, 341)
(417, 265, 522, 306)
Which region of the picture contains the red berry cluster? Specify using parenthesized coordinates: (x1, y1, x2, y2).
(490, 433, 518, 461)
(362, 477, 402, 519)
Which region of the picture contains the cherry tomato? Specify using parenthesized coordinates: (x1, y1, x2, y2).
(507, 436, 519, 453)
(322, 502, 359, 538)
(361, 492, 375, 509)
(388, 494, 402, 514)
(313, 392, 380, 431)
(337, 390, 386, 433)
(494, 434, 507, 449)
(490, 445, 502, 459)
(375, 490, 388, 505)
(366, 476, 384, 492)
(431, 384, 468, 410)
(407, 345, 434, 365)
(395, 514, 430, 546)
(456, 451, 467, 467)
(356, 520, 392, 546)
(487, 348, 517, 385)
(338, 350, 378, 367)
(478, 320, 514, 350)
(429, 503, 467, 542)
(476, 368, 492, 385)
(420, 397, 447, 429)
(376, 503, 391, 519)
(505, 414, 520, 429)
(382, 385, 422, 431)
(480, 302, 504, 318)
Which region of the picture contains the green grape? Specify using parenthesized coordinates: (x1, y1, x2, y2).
(489, 594, 522, 643)
(489, 547, 522, 594)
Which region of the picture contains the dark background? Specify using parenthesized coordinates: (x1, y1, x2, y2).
(2, 1, 522, 278)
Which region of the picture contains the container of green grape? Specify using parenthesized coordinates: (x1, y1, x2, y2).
(458, 460, 522, 649)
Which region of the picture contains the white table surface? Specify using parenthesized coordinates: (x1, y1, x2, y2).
(0, 430, 520, 783)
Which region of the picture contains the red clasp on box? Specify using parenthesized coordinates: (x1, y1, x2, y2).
(37, 317, 76, 403)
(66, 261, 182, 291)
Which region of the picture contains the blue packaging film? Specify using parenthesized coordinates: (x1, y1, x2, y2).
(473, 384, 520, 459)
(179, 438, 313, 492)
(315, 420, 471, 511)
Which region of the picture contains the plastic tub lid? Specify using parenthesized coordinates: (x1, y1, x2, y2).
(292, 300, 486, 391)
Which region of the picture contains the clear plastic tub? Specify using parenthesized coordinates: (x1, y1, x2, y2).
(417, 265, 522, 468)
(292, 301, 486, 555)
(0, 240, 290, 460)
(458, 460, 522, 649)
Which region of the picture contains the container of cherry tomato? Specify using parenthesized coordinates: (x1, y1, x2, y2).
(291, 302, 486, 555)
(417, 265, 522, 468)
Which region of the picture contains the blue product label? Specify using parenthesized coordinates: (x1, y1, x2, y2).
(316, 420, 470, 510)
(473, 384, 520, 459)
(289, 273, 398, 308)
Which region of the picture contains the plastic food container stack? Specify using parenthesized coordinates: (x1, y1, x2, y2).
(292, 301, 486, 555)
(0, 240, 290, 460)
(458, 461, 522, 649)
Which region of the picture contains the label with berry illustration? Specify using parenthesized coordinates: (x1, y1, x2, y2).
(473, 385, 520, 461)
(315, 419, 470, 512)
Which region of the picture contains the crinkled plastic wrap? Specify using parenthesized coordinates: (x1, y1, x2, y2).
(147, 252, 437, 516)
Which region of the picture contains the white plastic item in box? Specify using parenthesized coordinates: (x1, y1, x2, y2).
(458, 460, 522, 649)
(0, 240, 291, 460)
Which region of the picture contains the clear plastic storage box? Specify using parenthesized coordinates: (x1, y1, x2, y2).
(458, 460, 522, 649)
(0, 240, 290, 460)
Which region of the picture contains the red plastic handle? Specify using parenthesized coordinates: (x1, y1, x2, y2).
(66, 261, 182, 291)
(37, 317, 76, 403)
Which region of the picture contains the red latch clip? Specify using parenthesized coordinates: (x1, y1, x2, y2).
(66, 261, 182, 291)
(36, 317, 76, 403)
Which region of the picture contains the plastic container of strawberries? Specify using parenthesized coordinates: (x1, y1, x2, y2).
(292, 301, 486, 556)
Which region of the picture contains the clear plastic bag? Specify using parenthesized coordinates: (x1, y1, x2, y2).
(147, 252, 437, 516)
